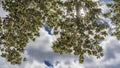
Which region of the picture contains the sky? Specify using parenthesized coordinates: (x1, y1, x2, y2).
(0, 1, 120, 68)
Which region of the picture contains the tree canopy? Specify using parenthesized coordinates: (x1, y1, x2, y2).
(105, 0, 120, 39)
(0, 0, 119, 64)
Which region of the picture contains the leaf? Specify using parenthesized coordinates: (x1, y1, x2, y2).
(79, 55, 84, 63)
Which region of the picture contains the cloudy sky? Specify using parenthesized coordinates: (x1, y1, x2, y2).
(0, 1, 120, 68)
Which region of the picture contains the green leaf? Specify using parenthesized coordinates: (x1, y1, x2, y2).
(79, 55, 84, 63)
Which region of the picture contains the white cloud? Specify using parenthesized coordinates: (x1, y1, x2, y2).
(24, 60, 47, 68)
(23, 30, 120, 68)
(0, 25, 120, 68)
(0, 5, 8, 17)
(24, 28, 79, 66)
(82, 36, 120, 68)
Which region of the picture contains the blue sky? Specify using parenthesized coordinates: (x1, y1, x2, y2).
(1, 0, 120, 68)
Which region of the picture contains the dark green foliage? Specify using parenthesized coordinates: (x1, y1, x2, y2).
(52, 0, 107, 63)
(1, 0, 118, 64)
(106, 0, 120, 40)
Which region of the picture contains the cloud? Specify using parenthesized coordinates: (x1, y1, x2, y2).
(0, 25, 120, 68)
(23, 60, 48, 68)
(23, 29, 120, 68)
(0, 27, 120, 68)
(0, 5, 8, 17)
(82, 36, 120, 68)
(99, 37, 120, 68)
(25, 28, 79, 67)
(102, 37, 120, 61)
(0, 57, 19, 68)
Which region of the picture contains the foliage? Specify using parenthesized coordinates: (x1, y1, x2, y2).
(105, 0, 120, 40)
(0, 0, 113, 64)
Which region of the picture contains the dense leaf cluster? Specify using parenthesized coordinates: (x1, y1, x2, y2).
(105, 0, 120, 39)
